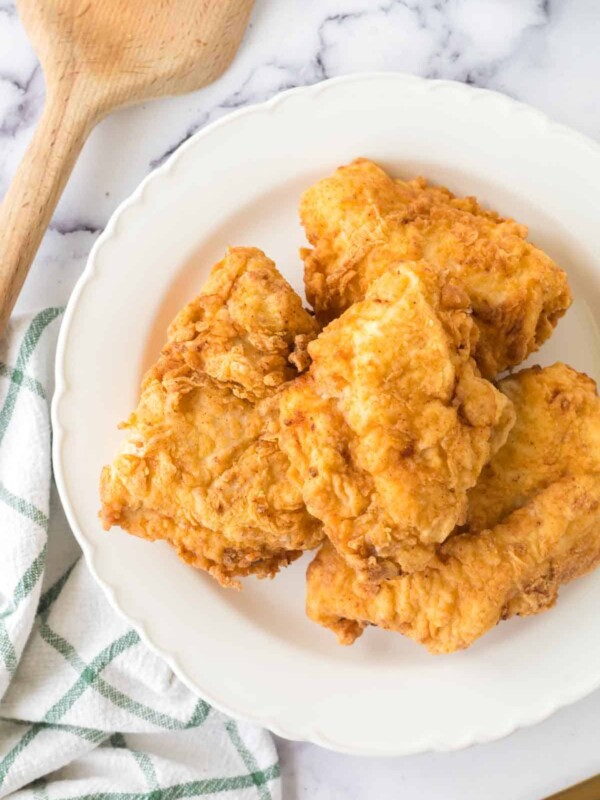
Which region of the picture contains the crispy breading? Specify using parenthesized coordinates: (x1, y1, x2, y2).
(306, 364, 600, 651)
(468, 363, 600, 531)
(99, 247, 323, 587)
(307, 477, 600, 653)
(279, 261, 515, 582)
(301, 158, 572, 377)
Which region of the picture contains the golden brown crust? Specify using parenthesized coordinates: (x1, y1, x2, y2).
(307, 476, 600, 652)
(280, 261, 515, 582)
(301, 158, 572, 377)
(468, 363, 600, 530)
(99, 247, 323, 587)
(306, 364, 600, 651)
(161, 247, 319, 400)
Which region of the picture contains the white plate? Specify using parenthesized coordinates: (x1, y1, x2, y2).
(53, 73, 600, 756)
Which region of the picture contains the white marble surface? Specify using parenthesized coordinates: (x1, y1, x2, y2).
(2, 0, 600, 796)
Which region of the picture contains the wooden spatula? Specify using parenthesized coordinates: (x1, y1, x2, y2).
(0, 0, 255, 334)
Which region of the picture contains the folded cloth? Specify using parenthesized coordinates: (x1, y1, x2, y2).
(0, 311, 281, 799)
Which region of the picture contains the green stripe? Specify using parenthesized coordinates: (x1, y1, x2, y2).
(0, 620, 17, 674)
(93, 673, 196, 730)
(37, 559, 79, 618)
(0, 723, 41, 785)
(39, 619, 81, 664)
(0, 362, 46, 399)
(6, 543, 47, 611)
(0, 542, 48, 620)
(36, 764, 280, 800)
(44, 630, 140, 722)
(108, 733, 158, 791)
(225, 720, 273, 800)
(40, 622, 206, 731)
(58, 723, 106, 744)
(0, 483, 49, 529)
(158, 765, 280, 800)
(0, 719, 106, 745)
(0, 307, 63, 450)
(131, 748, 160, 792)
(0, 721, 106, 788)
(185, 698, 211, 728)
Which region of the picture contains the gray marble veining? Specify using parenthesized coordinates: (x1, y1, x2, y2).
(1, 1, 599, 797)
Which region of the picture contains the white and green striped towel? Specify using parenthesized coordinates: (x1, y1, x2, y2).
(0, 310, 281, 800)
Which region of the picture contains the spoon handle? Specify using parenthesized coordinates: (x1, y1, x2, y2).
(0, 83, 97, 335)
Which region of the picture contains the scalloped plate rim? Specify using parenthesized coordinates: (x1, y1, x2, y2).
(52, 72, 600, 756)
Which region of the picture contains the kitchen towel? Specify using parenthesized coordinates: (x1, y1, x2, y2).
(0, 310, 281, 800)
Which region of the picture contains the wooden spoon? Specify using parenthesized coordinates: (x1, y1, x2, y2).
(0, 0, 255, 334)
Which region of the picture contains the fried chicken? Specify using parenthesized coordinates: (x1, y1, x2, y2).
(301, 158, 572, 377)
(279, 261, 515, 582)
(100, 247, 322, 587)
(307, 364, 600, 652)
(468, 364, 600, 532)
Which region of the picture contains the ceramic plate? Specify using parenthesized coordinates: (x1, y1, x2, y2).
(53, 73, 600, 756)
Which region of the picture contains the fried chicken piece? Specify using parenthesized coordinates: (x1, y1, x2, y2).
(307, 364, 600, 651)
(308, 477, 600, 652)
(468, 363, 600, 532)
(279, 261, 515, 582)
(100, 247, 322, 587)
(301, 158, 572, 377)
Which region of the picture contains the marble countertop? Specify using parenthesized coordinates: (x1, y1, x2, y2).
(2, 0, 599, 797)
